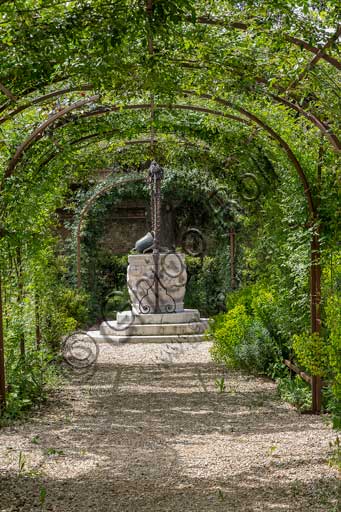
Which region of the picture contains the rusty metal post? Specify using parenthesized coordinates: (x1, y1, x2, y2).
(311, 231, 322, 413)
(35, 292, 41, 350)
(149, 161, 163, 314)
(229, 227, 236, 290)
(16, 246, 25, 358)
(0, 271, 6, 412)
(77, 227, 82, 289)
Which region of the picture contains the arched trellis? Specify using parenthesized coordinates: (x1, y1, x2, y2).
(75, 159, 240, 293)
(0, 16, 339, 156)
(188, 16, 341, 71)
(0, 15, 339, 110)
(0, 3, 338, 417)
(2, 96, 316, 218)
(1, 14, 337, 413)
(1, 75, 340, 154)
(35, 131, 212, 179)
(2, 100, 249, 184)
(1, 97, 323, 410)
(76, 174, 147, 289)
(1, 98, 320, 273)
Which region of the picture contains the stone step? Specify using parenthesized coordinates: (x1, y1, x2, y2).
(116, 309, 200, 325)
(88, 331, 208, 344)
(100, 319, 208, 337)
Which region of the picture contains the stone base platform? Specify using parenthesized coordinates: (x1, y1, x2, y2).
(88, 309, 209, 344)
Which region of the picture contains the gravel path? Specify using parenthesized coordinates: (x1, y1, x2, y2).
(0, 341, 339, 511)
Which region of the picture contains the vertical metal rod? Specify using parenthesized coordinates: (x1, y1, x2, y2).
(311, 232, 322, 413)
(153, 167, 162, 313)
(16, 246, 25, 358)
(153, 169, 161, 253)
(0, 271, 6, 412)
(35, 292, 41, 350)
(77, 228, 82, 289)
(149, 161, 163, 314)
(229, 227, 236, 290)
(311, 141, 324, 414)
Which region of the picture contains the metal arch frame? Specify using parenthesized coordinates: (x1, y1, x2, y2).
(3, 94, 100, 181)
(76, 174, 146, 288)
(2, 96, 316, 217)
(179, 68, 341, 152)
(2, 102, 249, 185)
(182, 91, 316, 217)
(0, 84, 94, 124)
(0, 76, 340, 154)
(0, 14, 338, 110)
(187, 16, 341, 71)
(270, 94, 341, 152)
(0, 17, 339, 151)
(0, 98, 326, 414)
(0, 76, 69, 114)
(34, 132, 213, 183)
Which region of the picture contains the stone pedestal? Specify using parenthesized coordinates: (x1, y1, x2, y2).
(127, 253, 187, 314)
(90, 252, 209, 344)
(94, 309, 208, 344)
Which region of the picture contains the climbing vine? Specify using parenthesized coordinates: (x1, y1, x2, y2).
(0, 0, 339, 425)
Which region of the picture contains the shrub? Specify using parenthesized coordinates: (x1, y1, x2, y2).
(277, 374, 312, 412)
(185, 255, 228, 316)
(210, 284, 284, 376)
(292, 332, 330, 377)
(326, 294, 341, 429)
(4, 347, 60, 420)
(233, 320, 281, 375)
(40, 287, 89, 349)
(210, 304, 281, 375)
(226, 286, 254, 314)
(210, 304, 251, 366)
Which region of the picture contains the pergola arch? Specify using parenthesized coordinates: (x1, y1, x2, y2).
(0, 1, 339, 414)
(75, 173, 147, 288)
(0, 68, 339, 153)
(0, 10, 339, 109)
(2, 94, 317, 219)
(33, 131, 216, 187)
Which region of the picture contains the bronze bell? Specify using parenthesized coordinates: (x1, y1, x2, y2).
(133, 231, 154, 253)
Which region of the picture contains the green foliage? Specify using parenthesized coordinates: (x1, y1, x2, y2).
(40, 287, 89, 349)
(225, 284, 292, 347)
(3, 348, 60, 420)
(210, 297, 282, 376)
(18, 451, 26, 475)
(0, 0, 339, 431)
(233, 320, 281, 375)
(0, 239, 88, 419)
(292, 332, 330, 377)
(276, 374, 312, 412)
(215, 376, 226, 393)
(210, 304, 251, 366)
(325, 294, 341, 429)
(185, 255, 229, 316)
(211, 284, 288, 375)
(85, 253, 128, 321)
(329, 437, 341, 471)
(39, 486, 47, 507)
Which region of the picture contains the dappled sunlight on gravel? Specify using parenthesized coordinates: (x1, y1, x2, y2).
(0, 340, 339, 511)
